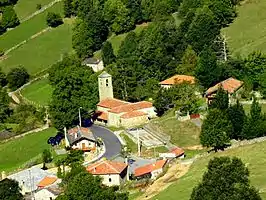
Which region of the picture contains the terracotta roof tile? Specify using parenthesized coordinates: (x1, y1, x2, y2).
(96, 111, 108, 121)
(97, 98, 129, 109)
(171, 147, 184, 157)
(109, 101, 153, 114)
(87, 160, 128, 175)
(160, 75, 195, 85)
(206, 77, 243, 95)
(134, 160, 167, 177)
(121, 111, 147, 119)
(37, 176, 57, 188)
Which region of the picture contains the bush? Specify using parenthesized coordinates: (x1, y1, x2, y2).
(46, 12, 63, 27)
(0, 49, 4, 56)
(36, 4, 42, 10)
(7, 67, 29, 90)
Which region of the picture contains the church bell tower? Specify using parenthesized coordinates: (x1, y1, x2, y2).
(98, 71, 114, 101)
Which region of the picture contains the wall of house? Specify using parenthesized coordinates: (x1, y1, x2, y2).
(160, 85, 172, 89)
(87, 61, 104, 72)
(97, 106, 110, 113)
(34, 189, 57, 200)
(108, 112, 123, 127)
(140, 107, 157, 118)
(99, 174, 121, 186)
(151, 168, 164, 179)
(121, 115, 149, 128)
(71, 139, 96, 150)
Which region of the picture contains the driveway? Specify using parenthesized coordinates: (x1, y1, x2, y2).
(90, 125, 122, 160)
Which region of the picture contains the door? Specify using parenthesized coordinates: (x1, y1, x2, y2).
(82, 143, 86, 149)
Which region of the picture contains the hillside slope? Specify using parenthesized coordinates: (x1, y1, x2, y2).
(224, 0, 266, 56)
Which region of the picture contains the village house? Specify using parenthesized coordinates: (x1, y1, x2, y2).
(205, 77, 243, 105)
(64, 126, 97, 151)
(159, 74, 195, 89)
(159, 147, 185, 160)
(134, 159, 168, 180)
(34, 187, 61, 200)
(82, 58, 104, 72)
(86, 160, 128, 186)
(95, 71, 157, 128)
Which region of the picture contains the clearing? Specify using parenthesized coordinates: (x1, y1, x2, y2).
(152, 140, 266, 200)
(0, 128, 56, 173)
(224, 0, 266, 56)
(21, 77, 53, 106)
(14, 0, 55, 20)
(0, 21, 73, 75)
(0, 1, 64, 52)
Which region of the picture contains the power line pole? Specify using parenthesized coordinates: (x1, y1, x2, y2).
(137, 129, 141, 157)
(79, 107, 82, 127)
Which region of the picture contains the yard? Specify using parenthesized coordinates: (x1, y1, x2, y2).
(0, 21, 73, 75)
(153, 140, 266, 200)
(21, 77, 53, 106)
(0, 128, 56, 173)
(0, 1, 63, 52)
(223, 0, 266, 56)
(14, 0, 55, 20)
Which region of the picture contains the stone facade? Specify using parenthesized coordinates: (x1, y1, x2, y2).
(98, 71, 113, 102)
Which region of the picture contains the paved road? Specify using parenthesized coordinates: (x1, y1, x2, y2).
(90, 125, 122, 160)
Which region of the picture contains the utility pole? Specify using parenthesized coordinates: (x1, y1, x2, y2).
(137, 129, 141, 157)
(78, 107, 82, 127)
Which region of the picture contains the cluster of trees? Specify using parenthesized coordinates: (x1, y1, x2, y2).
(46, 12, 63, 28)
(49, 55, 98, 130)
(200, 88, 266, 151)
(0, 178, 23, 200)
(190, 156, 261, 200)
(67, 0, 181, 59)
(56, 163, 128, 200)
(0, 0, 20, 36)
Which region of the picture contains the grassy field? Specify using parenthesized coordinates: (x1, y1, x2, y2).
(223, 0, 266, 56)
(0, 1, 63, 52)
(21, 77, 53, 106)
(14, 0, 54, 20)
(1, 21, 73, 75)
(0, 128, 56, 172)
(153, 140, 266, 200)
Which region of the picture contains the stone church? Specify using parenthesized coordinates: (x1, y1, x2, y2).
(95, 71, 157, 128)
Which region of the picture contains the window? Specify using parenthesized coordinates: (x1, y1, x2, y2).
(109, 177, 112, 182)
(106, 79, 109, 87)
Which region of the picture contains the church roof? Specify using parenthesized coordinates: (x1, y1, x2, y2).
(109, 101, 153, 114)
(99, 71, 111, 78)
(97, 98, 129, 109)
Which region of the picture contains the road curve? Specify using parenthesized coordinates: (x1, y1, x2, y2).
(90, 125, 122, 160)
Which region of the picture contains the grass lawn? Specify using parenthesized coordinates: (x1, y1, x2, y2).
(0, 21, 73, 75)
(21, 77, 53, 106)
(14, 0, 55, 20)
(0, 1, 63, 52)
(153, 140, 266, 200)
(223, 0, 266, 56)
(0, 127, 56, 172)
(153, 110, 201, 148)
(243, 103, 266, 115)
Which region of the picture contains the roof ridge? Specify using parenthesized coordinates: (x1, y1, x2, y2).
(105, 161, 121, 173)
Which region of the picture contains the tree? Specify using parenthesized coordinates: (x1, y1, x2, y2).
(49, 56, 98, 129)
(103, 0, 134, 34)
(118, 31, 138, 59)
(0, 68, 7, 87)
(176, 45, 197, 75)
(178, 0, 202, 17)
(63, 0, 74, 17)
(7, 67, 29, 90)
(186, 6, 220, 54)
(0, 87, 10, 123)
(195, 46, 221, 88)
(227, 100, 246, 139)
(190, 157, 262, 200)
(200, 108, 232, 151)
(0, 178, 23, 200)
(46, 12, 63, 27)
(42, 149, 52, 169)
(123, 0, 143, 24)
(102, 41, 116, 66)
(209, 87, 229, 111)
(58, 170, 129, 200)
(72, 10, 108, 58)
(1, 6, 20, 29)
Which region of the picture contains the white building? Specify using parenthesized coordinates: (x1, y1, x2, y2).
(86, 160, 128, 186)
(82, 58, 104, 72)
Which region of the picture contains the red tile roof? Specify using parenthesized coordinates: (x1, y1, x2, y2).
(87, 160, 128, 175)
(109, 101, 153, 114)
(171, 147, 185, 157)
(206, 78, 243, 95)
(68, 127, 91, 135)
(97, 98, 129, 109)
(37, 176, 57, 188)
(160, 75, 195, 85)
(134, 160, 167, 177)
(121, 111, 147, 119)
(96, 111, 108, 121)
